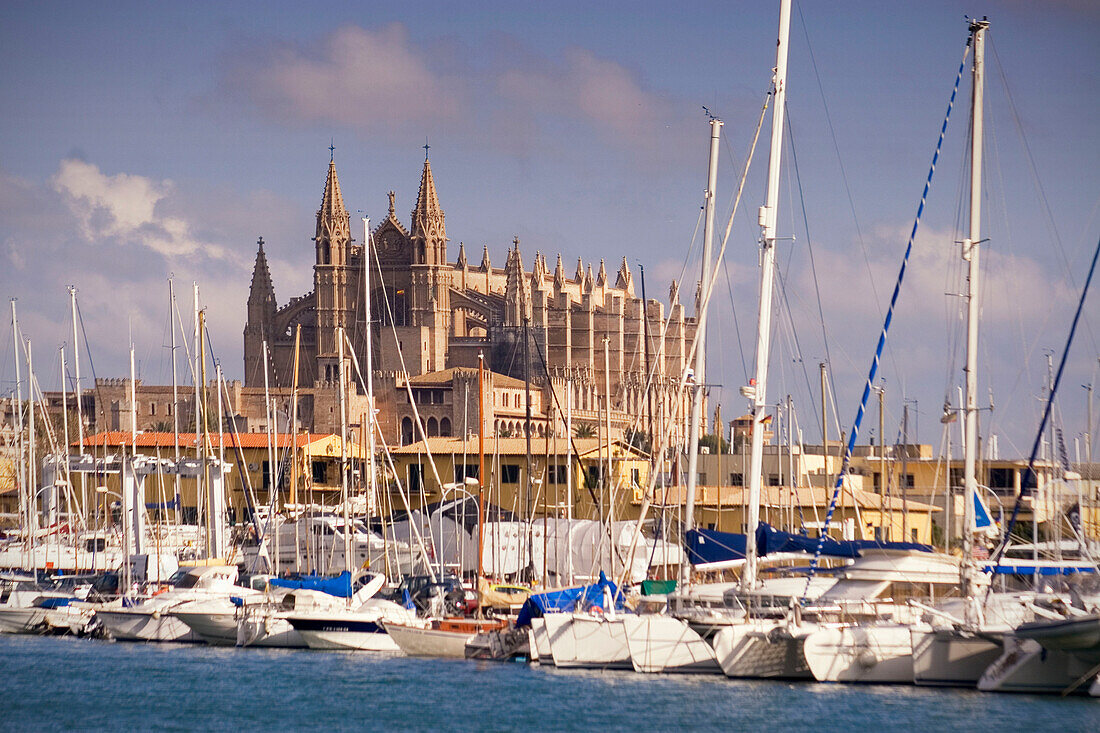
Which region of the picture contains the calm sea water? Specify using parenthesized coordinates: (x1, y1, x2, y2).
(0, 635, 1096, 731)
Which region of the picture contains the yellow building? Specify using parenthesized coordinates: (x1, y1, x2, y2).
(386, 435, 651, 521)
(646, 484, 939, 545)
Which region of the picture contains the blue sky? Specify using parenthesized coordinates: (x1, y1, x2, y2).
(1, 0, 1098, 456)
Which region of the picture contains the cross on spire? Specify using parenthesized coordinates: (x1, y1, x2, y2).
(329, 140, 335, 161)
(423, 137, 430, 160)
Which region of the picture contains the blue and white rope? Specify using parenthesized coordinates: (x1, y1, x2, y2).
(801, 38, 972, 597)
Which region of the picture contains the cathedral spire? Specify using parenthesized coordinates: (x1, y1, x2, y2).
(504, 242, 529, 325)
(456, 242, 468, 269)
(615, 256, 634, 295)
(574, 257, 585, 284)
(554, 254, 566, 291)
(319, 156, 348, 226)
(248, 236, 276, 310)
(596, 258, 608, 287)
(481, 244, 492, 272)
(410, 154, 447, 265)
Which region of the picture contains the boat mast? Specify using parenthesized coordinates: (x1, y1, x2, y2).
(290, 324, 301, 574)
(477, 352, 485, 591)
(679, 117, 722, 595)
(168, 278, 181, 527)
(338, 326, 352, 592)
(10, 299, 28, 571)
(743, 0, 791, 591)
(361, 218, 378, 539)
(69, 287, 87, 535)
(962, 17, 988, 608)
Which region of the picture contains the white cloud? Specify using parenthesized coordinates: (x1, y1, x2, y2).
(217, 24, 681, 157)
(51, 159, 228, 260)
(223, 24, 463, 131)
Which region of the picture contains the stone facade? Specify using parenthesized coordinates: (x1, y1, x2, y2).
(243, 154, 700, 448)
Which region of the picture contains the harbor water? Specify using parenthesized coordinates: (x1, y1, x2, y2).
(0, 635, 1096, 731)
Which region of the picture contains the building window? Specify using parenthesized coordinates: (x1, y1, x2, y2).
(408, 464, 423, 494)
(988, 467, 1013, 491)
(501, 464, 520, 484)
(631, 468, 641, 485)
(439, 417, 452, 437)
(901, 474, 915, 489)
(730, 473, 743, 486)
(427, 417, 439, 437)
(454, 464, 479, 483)
(312, 461, 327, 485)
(150, 403, 157, 416)
(262, 460, 287, 490)
(548, 465, 569, 484)
(767, 474, 781, 486)
(432, 390, 443, 405)
(401, 417, 414, 445)
(585, 466, 601, 488)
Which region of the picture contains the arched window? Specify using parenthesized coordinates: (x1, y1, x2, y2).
(427, 417, 439, 438)
(439, 417, 452, 437)
(401, 417, 414, 445)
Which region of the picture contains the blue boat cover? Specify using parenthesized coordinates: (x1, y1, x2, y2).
(686, 523, 932, 566)
(37, 596, 73, 608)
(515, 572, 623, 628)
(269, 571, 354, 598)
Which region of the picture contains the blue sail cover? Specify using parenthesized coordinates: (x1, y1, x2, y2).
(686, 523, 932, 566)
(515, 572, 622, 628)
(269, 571, 354, 598)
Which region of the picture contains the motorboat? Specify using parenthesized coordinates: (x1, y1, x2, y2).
(95, 564, 257, 643)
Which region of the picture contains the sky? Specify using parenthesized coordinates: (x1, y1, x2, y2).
(1, 0, 1098, 458)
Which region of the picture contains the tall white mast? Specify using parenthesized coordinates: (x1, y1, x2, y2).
(742, 0, 792, 591)
(338, 326, 352, 592)
(961, 18, 988, 609)
(169, 278, 181, 526)
(362, 218, 377, 519)
(69, 287, 87, 531)
(10, 299, 28, 570)
(681, 117, 722, 593)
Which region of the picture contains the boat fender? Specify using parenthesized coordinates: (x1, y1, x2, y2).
(152, 610, 161, 619)
(858, 649, 877, 668)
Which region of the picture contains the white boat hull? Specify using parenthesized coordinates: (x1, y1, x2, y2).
(289, 612, 400, 651)
(0, 606, 49, 634)
(622, 615, 719, 674)
(803, 625, 913, 683)
(173, 609, 240, 646)
(542, 613, 631, 670)
(385, 623, 472, 658)
(978, 635, 1099, 694)
(911, 628, 1002, 687)
(97, 608, 202, 643)
(530, 618, 551, 663)
(712, 621, 812, 679)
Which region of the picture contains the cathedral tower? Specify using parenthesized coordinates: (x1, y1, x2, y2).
(314, 152, 352, 383)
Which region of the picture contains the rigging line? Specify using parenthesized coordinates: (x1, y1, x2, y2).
(990, 37, 1098, 357)
(720, 253, 749, 383)
(803, 37, 971, 594)
(795, 1, 883, 321)
(774, 261, 822, 435)
(784, 109, 847, 423)
(986, 233, 1100, 589)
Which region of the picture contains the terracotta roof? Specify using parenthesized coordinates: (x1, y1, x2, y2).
(407, 367, 526, 390)
(645, 484, 940, 512)
(76, 431, 347, 450)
